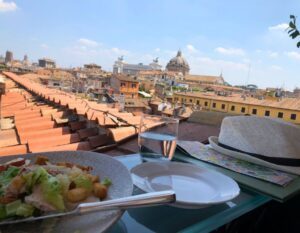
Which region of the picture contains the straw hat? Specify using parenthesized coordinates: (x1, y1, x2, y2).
(209, 116, 300, 175)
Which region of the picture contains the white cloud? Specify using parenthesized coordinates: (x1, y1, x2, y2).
(111, 47, 129, 55)
(270, 65, 283, 71)
(62, 40, 133, 70)
(269, 51, 279, 58)
(40, 43, 49, 49)
(186, 44, 197, 53)
(0, 0, 17, 12)
(199, 57, 248, 71)
(215, 47, 245, 56)
(268, 23, 289, 31)
(154, 48, 160, 52)
(285, 51, 300, 60)
(78, 38, 98, 47)
(242, 58, 251, 63)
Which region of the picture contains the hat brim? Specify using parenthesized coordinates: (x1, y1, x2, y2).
(209, 136, 300, 176)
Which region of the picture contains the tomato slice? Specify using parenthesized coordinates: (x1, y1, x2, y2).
(0, 165, 8, 172)
(8, 158, 26, 167)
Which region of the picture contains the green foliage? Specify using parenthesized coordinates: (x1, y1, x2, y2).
(191, 87, 201, 92)
(172, 86, 187, 92)
(288, 15, 300, 48)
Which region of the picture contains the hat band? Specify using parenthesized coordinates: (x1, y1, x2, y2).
(218, 142, 300, 167)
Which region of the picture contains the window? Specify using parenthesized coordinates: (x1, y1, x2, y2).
(212, 103, 216, 108)
(131, 83, 136, 88)
(265, 110, 270, 116)
(252, 109, 257, 115)
(196, 100, 200, 105)
(231, 105, 235, 111)
(221, 104, 225, 109)
(190, 99, 193, 103)
(181, 98, 184, 102)
(121, 82, 126, 87)
(132, 94, 134, 98)
(204, 101, 208, 106)
(241, 107, 245, 113)
(291, 114, 297, 120)
(278, 112, 283, 118)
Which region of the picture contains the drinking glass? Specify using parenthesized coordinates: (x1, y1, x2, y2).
(138, 115, 179, 161)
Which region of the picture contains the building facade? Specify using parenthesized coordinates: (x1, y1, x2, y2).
(84, 63, 102, 71)
(5, 51, 13, 64)
(173, 92, 300, 124)
(110, 74, 139, 98)
(113, 56, 162, 75)
(38, 58, 56, 68)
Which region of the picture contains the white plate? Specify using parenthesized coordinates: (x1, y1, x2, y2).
(131, 161, 240, 209)
(0, 151, 133, 233)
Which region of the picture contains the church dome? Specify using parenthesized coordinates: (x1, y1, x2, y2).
(166, 50, 190, 75)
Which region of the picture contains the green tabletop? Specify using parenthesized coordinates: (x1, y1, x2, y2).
(108, 154, 271, 233)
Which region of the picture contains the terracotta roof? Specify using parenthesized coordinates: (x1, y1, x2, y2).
(88, 134, 113, 148)
(18, 127, 71, 144)
(28, 133, 80, 152)
(77, 127, 98, 139)
(35, 141, 92, 153)
(184, 74, 224, 83)
(0, 76, 115, 156)
(0, 129, 18, 148)
(69, 121, 86, 131)
(108, 126, 138, 142)
(112, 74, 139, 83)
(0, 145, 28, 157)
(202, 84, 243, 92)
(2, 71, 173, 149)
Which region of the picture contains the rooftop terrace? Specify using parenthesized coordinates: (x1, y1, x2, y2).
(0, 72, 217, 157)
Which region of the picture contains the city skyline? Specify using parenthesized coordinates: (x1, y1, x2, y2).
(1, 1, 300, 90)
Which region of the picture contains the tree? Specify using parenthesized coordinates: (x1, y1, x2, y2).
(288, 15, 300, 47)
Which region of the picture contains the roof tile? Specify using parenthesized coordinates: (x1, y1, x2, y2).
(28, 133, 80, 152)
(33, 141, 92, 153)
(69, 121, 86, 131)
(77, 127, 98, 139)
(108, 126, 138, 142)
(18, 126, 71, 144)
(0, 144, 28, 156)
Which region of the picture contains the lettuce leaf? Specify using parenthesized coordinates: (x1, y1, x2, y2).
(56, 174, 70, 196)
(101, 178, 112, 187)
(16, 203, 35, 217)
(23, 167, 65, 211)
(0, 204, 6, 219)
(5, 200, 22, 217)
(0, 166, 20, 196)
(41, 176, 65, 211)
(73, 174, 93, 192)
(23, 167, 49, 192)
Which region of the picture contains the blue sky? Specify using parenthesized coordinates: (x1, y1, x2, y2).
(0, 0, 300, 90)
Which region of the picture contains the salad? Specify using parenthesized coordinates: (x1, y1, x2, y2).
(0, 156, 112, 220)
